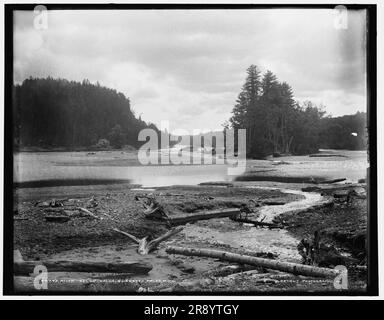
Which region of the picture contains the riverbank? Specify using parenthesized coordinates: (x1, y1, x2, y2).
(14, 183, 303, 260)
(13, 180, 367, 293)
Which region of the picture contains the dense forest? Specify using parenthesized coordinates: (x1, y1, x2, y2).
(227, 65, 367, 158)
(13, 77, 159, 150)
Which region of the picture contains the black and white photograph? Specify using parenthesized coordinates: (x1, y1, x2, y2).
(2, 3, 378, 297)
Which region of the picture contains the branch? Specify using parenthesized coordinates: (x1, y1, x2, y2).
(147, 226, 184, 252)
(111, 227, 141, 244)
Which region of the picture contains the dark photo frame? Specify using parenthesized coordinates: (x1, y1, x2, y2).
(3, 3, 378, 296)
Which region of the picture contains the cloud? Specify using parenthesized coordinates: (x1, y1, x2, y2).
(13, 8, 367, 131)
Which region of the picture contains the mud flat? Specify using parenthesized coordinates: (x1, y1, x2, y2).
(13, 179, 367, 293)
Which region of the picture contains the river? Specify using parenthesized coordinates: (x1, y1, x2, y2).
(14, 149, 367, 187)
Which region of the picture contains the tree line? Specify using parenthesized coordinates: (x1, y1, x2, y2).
(13, 75, 367, 155)
(13, 77, 159, 150)
(227, 65, 367, 158)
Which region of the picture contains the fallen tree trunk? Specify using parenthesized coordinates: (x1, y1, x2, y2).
(166, 246, 340, 278)
(112, 227, 141, 243)
(302, 183, 363, 193)
(169, 208, 241, 225)
(309, 154, 347, 158)
(112, 226, 183, 255)
(14, 260, 152, 276)
(319, 178, 346, 184)
(230, 216, 283, 229)
(78, 207, 101, 219)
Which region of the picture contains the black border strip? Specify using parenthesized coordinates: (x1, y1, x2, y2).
(3, 3, 378, 296)
(365, 4, 378, 295)
(4, 3, 15, 295)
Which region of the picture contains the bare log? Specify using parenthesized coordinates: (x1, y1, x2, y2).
(230, 216, 283, 229)
(14, 260, 152, 276)
(166, 246, 340, 278)
(111, 227, 141, 244)
(78, 207, 101, 219)
(78, 207, 120, 222)
(169, 208, 241, 225)
(98, 211, 119, 222)
(319, 178, 347, 184)
(309, 154, 347, 158)
(302, 183, 363, 193)
(145, 226, 183, 253)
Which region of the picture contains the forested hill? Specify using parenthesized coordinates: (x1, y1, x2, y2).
(13, 77, 159, 150)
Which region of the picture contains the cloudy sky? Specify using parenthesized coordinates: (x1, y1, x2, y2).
(14, 9, 367, 132)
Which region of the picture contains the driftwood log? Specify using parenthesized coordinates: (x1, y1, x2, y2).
(14, 260, 153, 276)
(319, 178, 347, 184)
(169, 208, 241, 225)
(302, 183, 364, 193)
(230, 216, 283, 229)
(112, 226, 183, 255)
(166, 246, 340, 278)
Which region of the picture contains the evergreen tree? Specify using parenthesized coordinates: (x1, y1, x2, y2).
(228, 65, 335, 158)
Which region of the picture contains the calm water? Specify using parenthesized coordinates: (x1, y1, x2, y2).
(14, 149, 368, 187)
